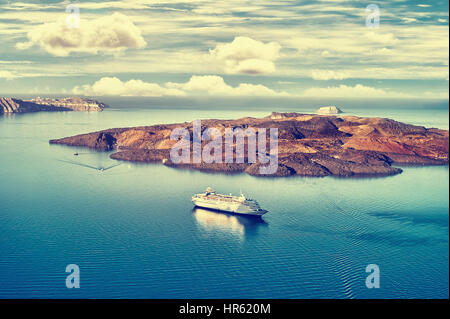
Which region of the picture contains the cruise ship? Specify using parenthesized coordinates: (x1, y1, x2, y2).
(192, 187, 268, 216)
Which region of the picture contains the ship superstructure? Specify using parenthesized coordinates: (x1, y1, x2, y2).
(192, 187, 268, 216)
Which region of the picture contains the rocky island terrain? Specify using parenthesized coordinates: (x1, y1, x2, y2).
(0, 97, 108, 114)
(49, 112, 449, 177)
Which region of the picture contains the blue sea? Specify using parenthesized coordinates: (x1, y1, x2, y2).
(0, 98, 448, 298)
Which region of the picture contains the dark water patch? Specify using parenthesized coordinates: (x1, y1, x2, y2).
(368, 210, 449, 229)
(347, 230, 448, 247)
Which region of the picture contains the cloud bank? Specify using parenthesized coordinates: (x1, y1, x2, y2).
(73, 75, 289, 97)
(16, 13, 146, 56)
(0, 71, 17, 80)
(72, 78, 422, 99)
(72, 77, 185, 97)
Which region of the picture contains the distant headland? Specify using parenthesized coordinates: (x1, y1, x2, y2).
(0, 97, 109, 114)
(49, 112, 449, 177)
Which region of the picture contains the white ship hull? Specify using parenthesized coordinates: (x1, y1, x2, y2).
(192, 187, 268, 217)
(192, 197, 267, 216)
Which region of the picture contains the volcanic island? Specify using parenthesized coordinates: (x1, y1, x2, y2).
(49, 112, 449, 177)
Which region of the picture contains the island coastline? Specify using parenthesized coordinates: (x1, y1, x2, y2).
(49, 112, 449, 178)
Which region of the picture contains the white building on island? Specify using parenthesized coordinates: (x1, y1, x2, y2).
(316, 105, 342, 114)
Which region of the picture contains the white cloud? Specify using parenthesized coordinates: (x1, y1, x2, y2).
(401, 17, 418, 23)
(311, 70, 351, 80)
(16, 13, 146, 56)
(73, 78, 448, 99)
(1, 0, 448, 89)
(287, 24, 448, 79)
(0, 71, 17, 80)
(73, 75, 289, 97)
(290, 30, 399, 56)
(227, 58, 276, 74)
(0, 60, 32, 64)
(364, 31, 398, 45)
(422, 91, 449, 99)
(168, 75, 289, 96)
(210, 37, 281, 74)
(302, 84, 412, 98)
(72, 77, 185, 97)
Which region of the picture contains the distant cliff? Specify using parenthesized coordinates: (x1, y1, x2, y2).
(0, 97, 62, 114)
(0, 97, 109, 114)
(49, 112, 449, 177)
(28, 97, 109, 112)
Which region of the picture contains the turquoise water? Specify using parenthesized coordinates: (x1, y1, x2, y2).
(0, 104, 448, 298)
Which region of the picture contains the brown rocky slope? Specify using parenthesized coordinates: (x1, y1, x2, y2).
(49, 112, 449, 177)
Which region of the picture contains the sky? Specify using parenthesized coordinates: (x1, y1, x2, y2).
(0, 0, 448, 99)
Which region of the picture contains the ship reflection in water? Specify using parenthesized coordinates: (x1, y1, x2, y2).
(192, 208, 268, 240)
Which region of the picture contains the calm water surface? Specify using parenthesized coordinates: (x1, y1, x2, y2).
(0, 105, 448, 298)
